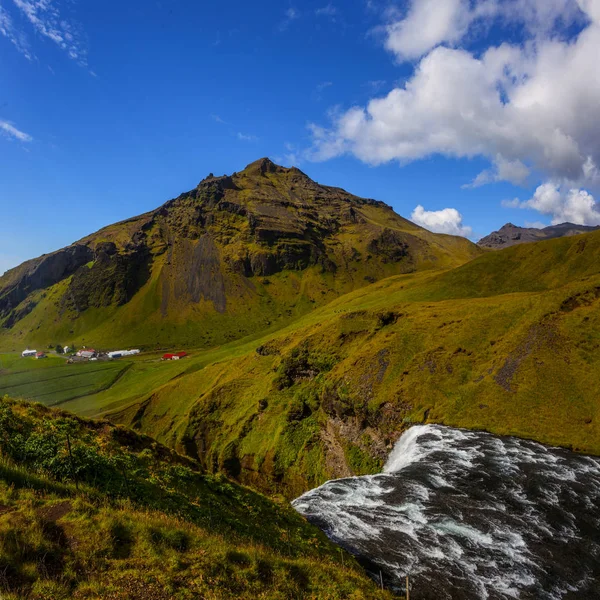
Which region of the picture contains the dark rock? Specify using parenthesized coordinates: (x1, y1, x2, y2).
(367, 229, 410, 263)
(0, 244, 94, 321)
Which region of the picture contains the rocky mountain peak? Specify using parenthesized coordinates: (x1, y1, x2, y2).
(242, 157, 285, 176)
(478, 222, 600, 249)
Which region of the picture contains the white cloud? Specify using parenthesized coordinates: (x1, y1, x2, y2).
(279, 7, 300, 30)
(316, 81, 333, 91)
(306, 0, 600, 191)
(363, 79, 387, 92)
(524, 220, 547, 228)
(237, 132, 258, 142)
(510, 182, 600, 225)
(312, 81, 333, 101)
(384, 0, 479, 61)
(411, 205, 473, 237)
(464, 155, 530, 188)
(10, 0, 87, 65)
(0, 3, 33, 59)
(384, 0, 584, 62)
(316, 3, 337, 17)
(501, 197, 522, 208)
(0, 119, 32, 142)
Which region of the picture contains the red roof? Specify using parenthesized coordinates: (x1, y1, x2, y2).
(162, 352, 187, 359)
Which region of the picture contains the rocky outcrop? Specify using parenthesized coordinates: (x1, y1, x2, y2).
(63, 243, 152, 312)
(0, 244, 94, 320)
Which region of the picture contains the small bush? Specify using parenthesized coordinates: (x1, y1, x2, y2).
(148, 526, 190, 552)
(225, 550, 251, 567)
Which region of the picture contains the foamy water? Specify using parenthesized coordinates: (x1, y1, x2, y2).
(292, 425, 600, 599)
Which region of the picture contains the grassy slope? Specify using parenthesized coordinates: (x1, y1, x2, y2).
(0, 397, 393, 600)
(9, 232, 600, 498)
(46, 231, 597, 498)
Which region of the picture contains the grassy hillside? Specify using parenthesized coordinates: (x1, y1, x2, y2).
(37, 230, 600, 498)
(0, 397, 394, 600)
(0, 158, 479, 353)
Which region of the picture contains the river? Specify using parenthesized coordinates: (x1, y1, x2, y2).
(292, 425, 600, 599)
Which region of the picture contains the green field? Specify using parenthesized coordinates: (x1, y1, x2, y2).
(0, 355, 131, 406)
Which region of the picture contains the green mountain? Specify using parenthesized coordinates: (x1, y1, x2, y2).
(0, 396, 392, 600)
(0, 158, 479, 352)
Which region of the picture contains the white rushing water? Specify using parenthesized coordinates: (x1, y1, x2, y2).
(292, 425, 600, 599)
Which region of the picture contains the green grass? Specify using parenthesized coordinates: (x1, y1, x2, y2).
(0, 356, 130, 406)
(0, 397, 395, 600)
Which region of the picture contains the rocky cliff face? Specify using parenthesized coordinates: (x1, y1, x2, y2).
(0, 158, 480, 350)
(478, 222, 600, 249)
(0, 245, 94, 321)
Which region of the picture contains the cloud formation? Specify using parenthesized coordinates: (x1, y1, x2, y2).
(316, 4, 337, 18)
(0, 119, 32, 142)
(411, 205, 473, 237)
(384, 0, 583, 61)
(279, 7, 300, 31)
(307, 0, 600, 193)
(2, 0, 87, 65)
(0, 2, 33, 59)
(505, 183, 600, 225)
(464, 155, 530, 188)
(237, 132, 258, 142)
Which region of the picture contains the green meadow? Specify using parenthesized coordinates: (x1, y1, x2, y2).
(0, 355, 131, 406)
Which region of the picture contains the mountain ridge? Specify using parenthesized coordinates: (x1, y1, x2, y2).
(477, 221, 600, 249)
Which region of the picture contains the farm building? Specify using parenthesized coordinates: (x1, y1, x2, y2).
(76, 349, 96, 359)
(21, 350, 37, 358)
(35, 352, 47, 360)
(107, 349, 140, 359)
(162, 352, 187, 361)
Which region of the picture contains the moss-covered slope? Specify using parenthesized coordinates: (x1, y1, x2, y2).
(0, 158, 479, 352)
(0, 397, 393, 600)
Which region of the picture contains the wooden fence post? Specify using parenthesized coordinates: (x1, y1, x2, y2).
(406, 575, 410, 600)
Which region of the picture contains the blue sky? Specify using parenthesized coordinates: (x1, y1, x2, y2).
(2, 0, 600, 274)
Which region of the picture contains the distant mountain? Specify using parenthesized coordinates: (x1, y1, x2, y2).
(478, 222, 600, 249)
(0, 158, 480, 351)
